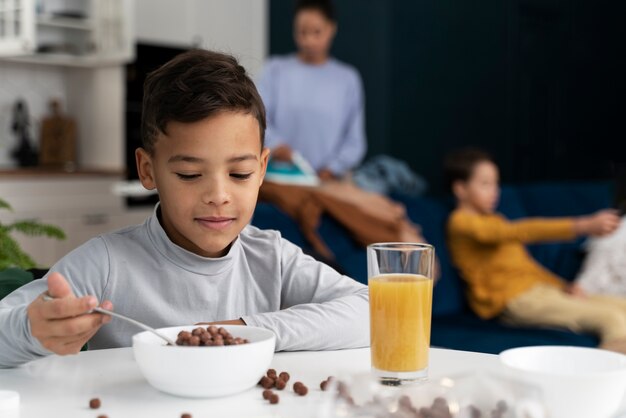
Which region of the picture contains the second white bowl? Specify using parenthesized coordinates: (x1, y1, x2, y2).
(500, 346, 626, 418)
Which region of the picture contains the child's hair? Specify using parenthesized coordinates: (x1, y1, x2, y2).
(295, 0, 336, 22)
(443, 147, 496, 192)
(141, 49, 266, 154)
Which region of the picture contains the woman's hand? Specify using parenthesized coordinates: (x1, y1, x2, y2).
(318, 168, 336, 182)
(271, 145, 293, 162)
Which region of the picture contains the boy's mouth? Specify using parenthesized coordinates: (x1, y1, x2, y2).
(195, 216, 236, 231)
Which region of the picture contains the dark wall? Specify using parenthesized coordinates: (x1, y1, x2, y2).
(269, 0, 626, 194)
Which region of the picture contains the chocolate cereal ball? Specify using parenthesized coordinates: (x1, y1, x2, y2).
(89, 398, 101, 409)
(260, 376, 274, 389)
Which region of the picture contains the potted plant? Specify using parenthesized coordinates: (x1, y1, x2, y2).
(0, 197, 65, 298)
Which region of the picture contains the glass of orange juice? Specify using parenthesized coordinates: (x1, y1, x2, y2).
(368, 242, 435, 385)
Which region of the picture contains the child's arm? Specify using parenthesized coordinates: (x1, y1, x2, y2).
(450, 209, 619, 245)
(450, 211, 575, 244)
(572, 209, 620, 237)
(0, 272, 110, 368)
(0, 239, 111, 368)
(241, 239, 369, 351)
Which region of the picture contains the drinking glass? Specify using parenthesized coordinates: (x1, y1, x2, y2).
(368, 242, 435, 385)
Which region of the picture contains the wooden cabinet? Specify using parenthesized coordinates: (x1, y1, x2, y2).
(0, 174, 152, 268)
(0, 0, 133, 66)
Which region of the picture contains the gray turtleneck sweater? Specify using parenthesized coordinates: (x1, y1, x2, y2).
(0, 206, 369, 368)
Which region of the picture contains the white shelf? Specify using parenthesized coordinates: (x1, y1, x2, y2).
(0, 0, 133, 66)
(3, 52, 130, 67)
(0, 7, 22, 13)
(36, 14, 94, 31)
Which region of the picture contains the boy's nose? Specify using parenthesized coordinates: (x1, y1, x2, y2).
(202, 182, 230, 205)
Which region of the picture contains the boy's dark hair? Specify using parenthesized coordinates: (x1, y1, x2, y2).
(443, 148, 496, 192)
(295, 0, 335, 22)
(141, 49, 266, 154)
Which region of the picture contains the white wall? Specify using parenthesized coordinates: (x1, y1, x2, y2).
(66, 66, 125, 170)
(134, 0, 268, 78)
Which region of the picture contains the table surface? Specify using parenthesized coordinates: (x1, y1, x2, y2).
(1, 347, 625, 418)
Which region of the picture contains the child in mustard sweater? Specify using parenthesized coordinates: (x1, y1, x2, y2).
(444, 148, 626, 353)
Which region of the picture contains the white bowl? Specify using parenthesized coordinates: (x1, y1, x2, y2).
(500, 346, 626, 418)
(132, 325, 275, 398)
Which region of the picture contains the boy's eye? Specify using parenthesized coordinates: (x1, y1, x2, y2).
(231, 173, 252, 180)
(176, 173, 200, 181)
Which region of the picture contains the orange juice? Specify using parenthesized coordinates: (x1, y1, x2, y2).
(369, 274, 433, 372)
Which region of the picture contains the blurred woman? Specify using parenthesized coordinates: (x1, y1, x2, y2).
(257, 0, 366, 181)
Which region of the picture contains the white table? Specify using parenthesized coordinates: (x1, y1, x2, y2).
(1, 347, 625, 418)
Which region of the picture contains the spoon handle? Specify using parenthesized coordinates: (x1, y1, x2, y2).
(42, 294, 176, 346)
(91, 306, 176, 345)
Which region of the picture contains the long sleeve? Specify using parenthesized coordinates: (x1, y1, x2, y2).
(242, 238, 370, 351)
(325, 73, 367, 175)
(0, 238, 110, 368)
(447, 210, 573, 318)
(255, 55, 367, 173)
(449, 212, 576, 245)
(0, 282, 52, 368)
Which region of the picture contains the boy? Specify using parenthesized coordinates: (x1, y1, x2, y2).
(444, 148, 626, 353)
(0, 50, 369, 368)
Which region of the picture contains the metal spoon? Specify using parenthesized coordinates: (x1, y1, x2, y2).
(42, 294, 176, 346)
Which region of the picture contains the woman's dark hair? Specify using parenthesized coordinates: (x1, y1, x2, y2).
(295, 0, 335, 22)
(443, 148, 496, 192)
(141, 49, 266, 153)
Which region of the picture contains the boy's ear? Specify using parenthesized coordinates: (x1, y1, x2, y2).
(136, 148, 157, 190)
(259, 147, 271, 186)
(452, 180, 466, 200)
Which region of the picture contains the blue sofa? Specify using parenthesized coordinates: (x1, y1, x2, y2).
(252, 181, 614, 354)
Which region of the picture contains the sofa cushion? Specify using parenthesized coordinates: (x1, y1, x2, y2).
(518, 181, 612, 280)
(518, 181, 613, 217)
(497, 186, 528, 220)
(431, 313, 599, 354)
(252, 203, 307, 249)
(394, 194, 466, 316)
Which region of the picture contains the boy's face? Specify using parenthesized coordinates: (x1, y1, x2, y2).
(454, 160, 500, 214)
(136, 112, 269, 258)
(294, 9, 336, 63)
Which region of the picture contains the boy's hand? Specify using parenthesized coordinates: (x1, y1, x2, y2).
(271, 145, 293, 162)
(27, 272, 113, 355)
(574, 209, 620, 237)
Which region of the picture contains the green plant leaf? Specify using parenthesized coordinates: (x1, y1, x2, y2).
(0, 198, 13, 212)
(8, 221, 66, 240)
(0, 231, 37, 269)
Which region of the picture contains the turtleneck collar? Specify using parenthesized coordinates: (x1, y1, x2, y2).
(145, 203, 241, 276)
